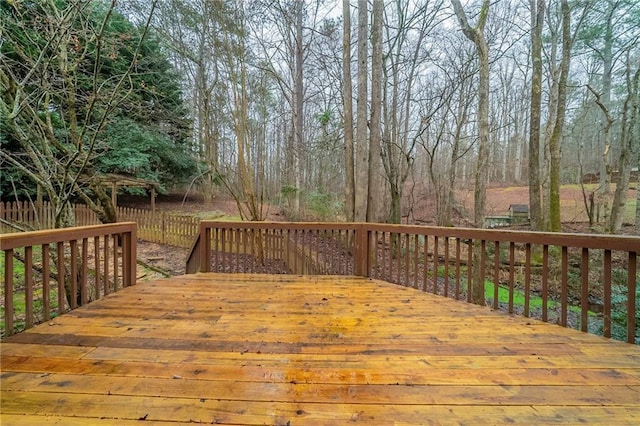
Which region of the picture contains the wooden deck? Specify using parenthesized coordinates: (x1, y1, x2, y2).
(1, 273, 639, 425)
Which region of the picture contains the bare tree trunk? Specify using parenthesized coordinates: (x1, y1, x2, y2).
(529, 0, 545, 230)
(343, 0, 355, 222)
(367, 0, 383, 223)
(451, 0, 490, 305)
(446, 86, 471, 227)
(610, 59, 640, 233)
(355, 0, 369, 222)
(587, 85, 615, 232)
(293, 0, 304, 214)
(548, 0, 571, 232)
(597, 1, 616, 223)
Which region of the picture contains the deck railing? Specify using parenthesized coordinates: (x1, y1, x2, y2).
(0, 223, 137, 337)
(186, 221, 639, 344)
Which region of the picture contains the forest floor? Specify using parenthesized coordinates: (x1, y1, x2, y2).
(407, 183, 637, 228)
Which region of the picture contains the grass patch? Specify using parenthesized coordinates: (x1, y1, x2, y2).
(483, 281, 587, 315)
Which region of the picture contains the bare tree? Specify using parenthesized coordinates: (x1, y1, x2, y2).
(294, 0, 304, 213)
(529, 0, 545, 230)
(451, 0, 490, 305)
(452, 0, 490, 229)
(343, 0, 355, 221)
(355, 0, 369, 221)
(367, 0, 383, 222)
(610, 53, 640, 233)
(381, 0, 444, 224)
(217, 2, 266, 221)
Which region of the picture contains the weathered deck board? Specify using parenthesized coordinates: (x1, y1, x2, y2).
(2, 273, 639, 425)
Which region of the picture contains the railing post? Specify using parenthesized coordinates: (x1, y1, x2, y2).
(200, 222, 211, 273)
(355, 224, 370, 277)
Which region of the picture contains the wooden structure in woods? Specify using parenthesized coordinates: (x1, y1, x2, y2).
(508, 204, 529, 222)
(95, 174, 160, 213)
(1, 222, 639, 423)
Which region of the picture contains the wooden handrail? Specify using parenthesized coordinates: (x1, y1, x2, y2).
(186, 221, 639, 344)
(1, 223, 137, 338)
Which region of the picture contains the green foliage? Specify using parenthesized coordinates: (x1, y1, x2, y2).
(596, 269, 640, 344)
(280, 185, 299, 198)
(316, 110, 332, 127)
(96, 118, 195, 191)
(302, 190, 342, 220)
(0, 0, 194, 205)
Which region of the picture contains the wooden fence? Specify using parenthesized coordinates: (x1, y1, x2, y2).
(0, 201, 198, 248)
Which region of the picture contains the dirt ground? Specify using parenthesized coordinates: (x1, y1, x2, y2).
(137, 241, 189, 278)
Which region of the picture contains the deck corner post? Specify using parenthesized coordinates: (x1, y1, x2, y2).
(355, 224, 371, 277)
(200, 222, 211, 273)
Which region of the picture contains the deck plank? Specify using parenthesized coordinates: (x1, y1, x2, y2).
(2, 273, 639, 424)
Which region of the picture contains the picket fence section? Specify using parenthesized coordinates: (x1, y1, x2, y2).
(0, 201, 198, 248)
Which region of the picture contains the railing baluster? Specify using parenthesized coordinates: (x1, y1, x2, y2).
(80, 238, 88, 305)
(70, 240, 78, 309)
(243, 228, 248, 272)
(94, 237, 100, 300)
(542, 245, 549, 322)
(433, 236, 439, 294)
(404, 233, 410, 286)
(455, 238, 461, 300)
(395, 232, 401, 285)
(57, 242, 65, 314)
(294, 229, 299, 273)
(524, 243, 531, 317)
(413, 234, 419, 289)
(627, 251, 637, 344)
(444, 238, 450, 297)
(581, 248, 589, 333)
(379, 232, 385, 281)
(390, 232, 395, 282)
(42, 244, 50, 321)
(423, 235, 429, 292)
(561, 246, 568, 327)
(603, 249, 612, 338)
(103, 236, 109, 295)
(236, 229, 241, 273)
(493, 241, 499, 310)
(112, 234, 118, 291)
(508, 243, 515, 314)
(316, 229, 322, 274)
(467, 239, 473, 303)
(221, 228, 227, 272)
(25, 246, 34, 329)
(212, 227, 218, 272)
